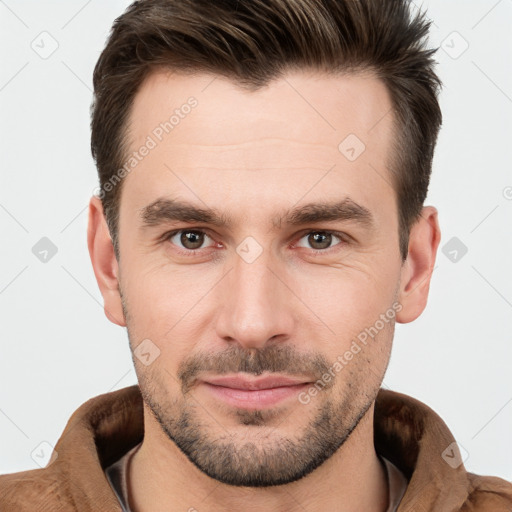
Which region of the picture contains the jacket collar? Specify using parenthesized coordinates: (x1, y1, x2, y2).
(374, 388, 470, 510)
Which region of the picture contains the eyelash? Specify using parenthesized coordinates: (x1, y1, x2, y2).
(161, 228, 349, 257)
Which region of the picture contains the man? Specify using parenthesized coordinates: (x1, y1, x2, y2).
(1, 0, 511, 510)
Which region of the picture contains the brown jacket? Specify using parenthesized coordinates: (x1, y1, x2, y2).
(0, 385, 511, 511)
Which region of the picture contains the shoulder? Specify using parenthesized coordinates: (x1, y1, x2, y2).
(461, 472, 512, 510)
(0, 467, 67, 512)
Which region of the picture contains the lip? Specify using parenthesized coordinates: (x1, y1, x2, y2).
(203, 374, 310, 390)
(199, 373, 312, 409)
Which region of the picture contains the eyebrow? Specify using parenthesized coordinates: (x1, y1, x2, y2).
(139, 197, 375, 231)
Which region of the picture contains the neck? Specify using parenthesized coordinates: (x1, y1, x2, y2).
(128, 402, 389, 512)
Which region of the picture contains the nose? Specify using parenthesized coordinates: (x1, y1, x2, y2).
(214, 248, 296, 351)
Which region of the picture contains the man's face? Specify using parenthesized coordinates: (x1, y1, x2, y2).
(116, 69, 404, 486)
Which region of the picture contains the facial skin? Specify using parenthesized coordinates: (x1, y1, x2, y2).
(88, 69, 440, 511)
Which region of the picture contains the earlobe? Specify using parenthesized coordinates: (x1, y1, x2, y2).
(87, 195, 126, 327)
(396, 206, 441, 324)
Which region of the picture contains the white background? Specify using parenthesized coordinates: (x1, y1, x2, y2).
(0, 0, 511, 480)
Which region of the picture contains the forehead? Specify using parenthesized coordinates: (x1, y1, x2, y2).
(121, 68, 397, 227)
(127, 68, 394, 151)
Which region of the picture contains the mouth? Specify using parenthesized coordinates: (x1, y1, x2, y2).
(199, 373, 313, 409)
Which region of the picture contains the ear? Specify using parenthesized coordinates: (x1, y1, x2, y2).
(396, 206, 441, 324)
(87, 195, 126, 327)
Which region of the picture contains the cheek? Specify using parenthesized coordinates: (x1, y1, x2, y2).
(123, 259, 192, 320)
(288, 262, 399, 374)
(122, 262, 217, 359)
(292, 261, 397, 324)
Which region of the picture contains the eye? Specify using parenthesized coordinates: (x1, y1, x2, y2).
(295, 231, 346, 251)
(165, 229, 216, 252)
(162, 228, 348, 256)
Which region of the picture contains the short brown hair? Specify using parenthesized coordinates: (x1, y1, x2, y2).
(91, 0, 442, 261)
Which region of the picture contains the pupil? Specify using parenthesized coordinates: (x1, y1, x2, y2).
(182, 231, 203, 249)
(310, 232, 331, 249)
